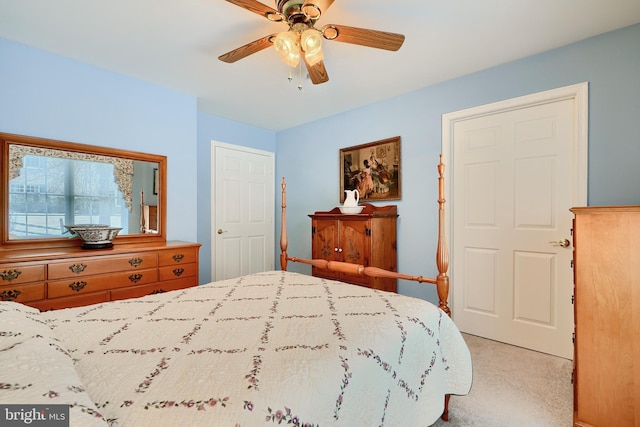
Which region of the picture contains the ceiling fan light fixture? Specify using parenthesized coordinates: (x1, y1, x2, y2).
(274, 31, 301, 67)
(304, 48, 324, 66)
(283, 52, 301, 67)
(220, 0, 404, 86)
(300, 28, 322, 55)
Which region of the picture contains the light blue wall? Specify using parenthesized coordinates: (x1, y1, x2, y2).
(1, 24, 638, 304)
(0, 37, 199, 243)
(196, 112, 276, 283)
(276, 23, 640, 304)
(0, 38, 277, 284)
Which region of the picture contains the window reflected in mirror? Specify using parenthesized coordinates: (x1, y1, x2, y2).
(9, 154, 158, 239)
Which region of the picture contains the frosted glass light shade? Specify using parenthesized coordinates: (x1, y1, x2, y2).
(301, 29, 322, 55)
(274, 31, 301, 67)
(304, 48, 324, 65)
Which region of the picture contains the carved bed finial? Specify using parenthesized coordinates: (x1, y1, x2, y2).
(280, 177, 288, 271)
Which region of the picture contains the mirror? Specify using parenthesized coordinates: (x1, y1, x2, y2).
(1, 133, 167, 249)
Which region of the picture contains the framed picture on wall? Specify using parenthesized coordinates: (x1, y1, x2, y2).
(339, 136, 401, 203)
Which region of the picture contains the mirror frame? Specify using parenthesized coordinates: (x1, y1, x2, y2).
(0, 132, 167, 250)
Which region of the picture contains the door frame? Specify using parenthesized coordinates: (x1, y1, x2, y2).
(441, 82, 589, 317)
(210, 141, 275, 281)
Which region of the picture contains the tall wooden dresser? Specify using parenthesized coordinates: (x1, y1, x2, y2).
(309, 204, 397, 292)
(570, 206, 640, 427)
(0, 241, 200, 311)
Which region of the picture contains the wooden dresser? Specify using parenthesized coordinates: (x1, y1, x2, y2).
(0, 241, 200, 311)
(570, 206, 640, 427)
(309, 204, 397, 292)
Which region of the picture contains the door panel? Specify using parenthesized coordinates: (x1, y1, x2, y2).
(339, 219, 370, 285)
(463, 247, 498, 314)
(340, 220, 368, 264)
(312, 219, 338, 260)
(220, 236, 241, 279)
(447, 87, 587, 359)
(311, 218, 339, 280)
(213, 143, 274, 281)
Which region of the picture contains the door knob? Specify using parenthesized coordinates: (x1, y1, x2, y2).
(549, 239, 570, 248)
(217, 229, 227, 235)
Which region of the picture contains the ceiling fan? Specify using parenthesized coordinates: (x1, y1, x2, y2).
(218, 0, 405, 85)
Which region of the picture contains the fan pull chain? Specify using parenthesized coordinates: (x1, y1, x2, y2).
(286, 64, 304, 91)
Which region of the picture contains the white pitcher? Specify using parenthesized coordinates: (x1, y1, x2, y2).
(343, 189, 359, 207)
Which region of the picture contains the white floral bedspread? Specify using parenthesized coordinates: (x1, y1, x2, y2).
(0, 303, 108, 426)
(19, 271, 470, 426)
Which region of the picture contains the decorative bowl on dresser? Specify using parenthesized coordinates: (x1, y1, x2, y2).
(64, 224, 123, 249)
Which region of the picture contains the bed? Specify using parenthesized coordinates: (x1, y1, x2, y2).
(0, 157, 472, 426)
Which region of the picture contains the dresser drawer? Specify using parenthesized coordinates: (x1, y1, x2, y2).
(158, 262, 197, 281)
(0, 283, 45, 303)
(0, 264, 45, 285)
(48, 268, 158, 298)
(48, 253, 158, 279)
(158, 247, 198, 266)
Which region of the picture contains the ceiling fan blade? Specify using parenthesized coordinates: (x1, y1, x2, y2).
(301, 0, 335, 19)
(322, 24, 405, 51)
(224, 0, 280, 20)
(304, 57, 329, 84)
(218, 34, 276, 63)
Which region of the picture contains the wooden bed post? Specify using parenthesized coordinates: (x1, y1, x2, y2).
(280, 177, 288, 271)
(436, 155, 451, 422)
(435, 155, 451, 317)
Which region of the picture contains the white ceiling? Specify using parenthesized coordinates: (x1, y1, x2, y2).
(1, 0, 639, 131)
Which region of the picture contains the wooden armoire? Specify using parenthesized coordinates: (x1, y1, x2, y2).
(309, 204, 397, 292)
(570, 206, 640, 427)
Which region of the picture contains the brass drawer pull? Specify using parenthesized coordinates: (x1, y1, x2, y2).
(129, 273, 143, 283)
(69, 263, 87, 274)
(0, 269, 22, 282)
(129, 257, 143, 267)
(172, 254, 184, 263)
(68, 281, 87, 292)
(172, 268, 185, 277)
(0, 289, 21, 301)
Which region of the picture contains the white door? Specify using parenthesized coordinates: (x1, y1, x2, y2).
(443, 83, 588, 359)
(211, 142, 275, 281)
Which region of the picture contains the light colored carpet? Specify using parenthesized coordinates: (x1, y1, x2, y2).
(430, 333, 573, 427)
